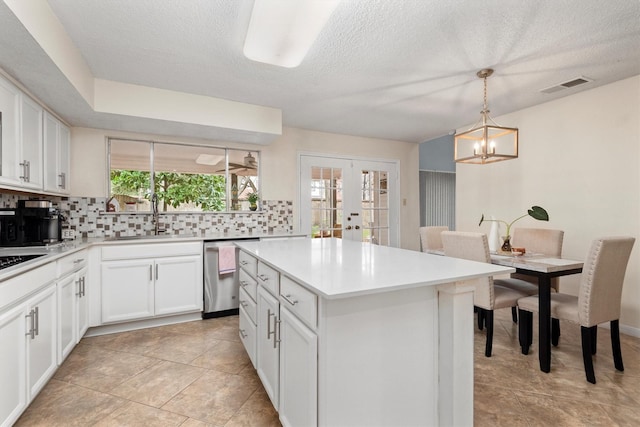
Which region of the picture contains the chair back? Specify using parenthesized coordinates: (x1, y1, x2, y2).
(511, 227, 564, 290)
(419, 226, 449, 252)
(578, 236, 635, 327)
(441, 231, 493, 309)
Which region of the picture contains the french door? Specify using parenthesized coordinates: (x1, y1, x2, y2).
(300, 154, 399, 247)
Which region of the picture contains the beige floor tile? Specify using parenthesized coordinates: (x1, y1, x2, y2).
(225, 388, 281, 427)
(189, 340, 252, 374)
(161, 369, 261, 425)
(93, 401, 187, 427)
(110, 360, 205, 407)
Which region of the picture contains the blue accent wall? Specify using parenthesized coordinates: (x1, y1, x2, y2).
(419, 134, 455, 172)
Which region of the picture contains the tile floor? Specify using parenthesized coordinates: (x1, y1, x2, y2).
(16, 309, 640, 426)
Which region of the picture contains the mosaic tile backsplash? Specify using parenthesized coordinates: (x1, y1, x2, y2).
(0, 194, 294, 239)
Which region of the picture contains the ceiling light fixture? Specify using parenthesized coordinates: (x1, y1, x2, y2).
(454, 69, 518, 164)
(243, 0, 342, 68)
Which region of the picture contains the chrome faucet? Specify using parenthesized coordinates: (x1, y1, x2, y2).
(151, 193, 164, 235)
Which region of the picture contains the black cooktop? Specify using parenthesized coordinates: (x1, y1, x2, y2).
(0, 254, 46, 270)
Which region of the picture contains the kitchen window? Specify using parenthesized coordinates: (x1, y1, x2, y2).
(107, 138, 259, 213)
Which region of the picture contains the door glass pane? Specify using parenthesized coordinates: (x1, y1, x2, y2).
(361, 170, 389, 245)
(310, 166, 342, 238)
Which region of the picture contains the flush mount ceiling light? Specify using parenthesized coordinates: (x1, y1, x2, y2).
(454, 69, 518, 164)
(243, 0, 342, 68)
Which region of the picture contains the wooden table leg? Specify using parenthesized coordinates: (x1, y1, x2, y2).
(538, 276, 552, 372)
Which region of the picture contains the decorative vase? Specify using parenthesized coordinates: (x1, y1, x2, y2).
(250, 203, 257, 211)
(501, 235, 512, 252)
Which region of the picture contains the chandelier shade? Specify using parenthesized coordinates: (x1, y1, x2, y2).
(454, 69, 519, 164)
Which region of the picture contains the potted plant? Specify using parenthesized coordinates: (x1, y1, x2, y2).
(478, 205, 549, 252)
(247, 192, 259, 211)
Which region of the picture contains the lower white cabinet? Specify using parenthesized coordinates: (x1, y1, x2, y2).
(101, 243, 203, 324)
(257, 286, 280, 409)
(57, 265, 89, 362)
(278, 306, 317, 427)
(0, 282, 57, 427)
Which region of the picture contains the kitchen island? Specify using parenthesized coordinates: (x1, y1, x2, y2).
(235, 238, 514, 427)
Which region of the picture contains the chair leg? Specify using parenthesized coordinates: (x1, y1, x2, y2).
(511, 306, 518, 323)
(590, 326, 597, 355)
(485, 310, 494, 357)
(581, 326, 597, 384)
(477, 308, 485, 331)
(518, 309, 531, 355)
(552, 318, 560, 346)
(611, 320, 624, 372)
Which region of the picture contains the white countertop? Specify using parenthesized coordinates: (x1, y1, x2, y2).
(235, 238, 515, 299)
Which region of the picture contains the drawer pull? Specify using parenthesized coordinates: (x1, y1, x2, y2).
(239, 329, 247, 339)
(282, 294, 298, 306)
(258, 274, 269, 282)
(73, 258, 85, 264)
(240, 280, 248, 288)
(240, 260, 248, 265)
(240, 300, 249, 308)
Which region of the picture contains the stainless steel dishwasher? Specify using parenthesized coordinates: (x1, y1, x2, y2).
(203, 239, 259, 318)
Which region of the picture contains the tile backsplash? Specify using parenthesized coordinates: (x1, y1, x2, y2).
(0, 194, 294, 238)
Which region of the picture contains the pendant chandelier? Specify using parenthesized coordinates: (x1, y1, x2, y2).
(454, 69, 518, 164)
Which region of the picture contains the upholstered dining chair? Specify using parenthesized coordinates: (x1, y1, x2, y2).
(441, 231, 530, 357)
(419, 226, 448, 252)
(504, 228, 565, 323)
(517, 236, 635, 384)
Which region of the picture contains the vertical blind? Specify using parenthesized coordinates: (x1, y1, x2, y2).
(419, 170, 455, 230)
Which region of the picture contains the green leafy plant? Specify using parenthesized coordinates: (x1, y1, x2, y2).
(247, 192, 259, 204)
(478, 206, 549, 237)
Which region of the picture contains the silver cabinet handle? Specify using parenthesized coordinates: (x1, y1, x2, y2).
(267, 308, 277, 341)
(25, 309, 36, 339)
(81, 277, 86, 297)
(155, 264, 159, 280)
(75, 278, 82, 296)
(73, 258, 85, 264)
(149, 265, 153, 281)
(58, 172, 66, 189)
(19, 160, 30, 182)
(258, 274, 269, 282)
(34, 306, 39, 336)
(239, 329, 247, 339)
(274, 318, 281, 349)
(240, 260, 248, 266)
(240, 300, 248, 308)
(282, 294, 298, 306)
(239, 280, 248, 288)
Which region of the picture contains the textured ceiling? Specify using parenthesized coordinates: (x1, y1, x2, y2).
(1, 0, 639, 144)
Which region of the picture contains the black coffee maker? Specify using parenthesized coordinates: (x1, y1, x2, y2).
(0, 208, 23, 246)
(18, 200, 63, 246)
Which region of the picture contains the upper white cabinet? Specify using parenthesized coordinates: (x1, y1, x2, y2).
(0, 76, 44, 191)
(44, 111, 70, 194)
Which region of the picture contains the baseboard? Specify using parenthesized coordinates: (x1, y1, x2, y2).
(599, 322, 640, 339)
(84, 311, 202, 337)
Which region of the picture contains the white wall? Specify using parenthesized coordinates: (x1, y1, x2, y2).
(456, 75, 640, 334)
(70, 126, 420, 250)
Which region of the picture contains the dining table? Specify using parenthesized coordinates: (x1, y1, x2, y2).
(488, 253, 584, 373)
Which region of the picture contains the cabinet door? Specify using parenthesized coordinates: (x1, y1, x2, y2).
(257, 286, 279, 409)
(19, 95, 43, 189)
(58, 123, 70, 193)
(43, 111, 59, 192)
(0, 76, 21, 186)
(279, 306, 317, 427)
(239, 304, 257, 368)
(26, 284, 57, 400)
(76, 267, 89, 340)
(0, 304, 27, 427)
(154, 255, 202, 316)
(57, 274, 77, 363)
(101, 259, 154, 323)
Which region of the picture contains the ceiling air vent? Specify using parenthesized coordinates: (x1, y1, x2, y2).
(540, 76, 593, 94)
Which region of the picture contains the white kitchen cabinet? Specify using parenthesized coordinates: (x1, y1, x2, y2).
(239, 297, 257, 368)
(101, 259, 155, 323)
(100, 242, 203, 324)
(0, 303, 27, 427)
(26, 284, 57, 400)
(57, 273, 77, 362)
(257, 285, 280, 409)
(0, 75, 44, 191)
(43, 111, 70, 194)
(154, 256, 202, 316)
(278, 306, 317, 427)
(76, 266, 89, 340)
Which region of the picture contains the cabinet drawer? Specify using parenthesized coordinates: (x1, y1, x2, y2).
(102, 242, 202, 261)
(239, 287, 257, 324)
(257, 262, 279, 296)
(239, 269, 258, 302)
(239, 305, 257, 368)
(57, 249, 88, 278)
(238, 251, 257, 278)
(280, 276, 317, 330)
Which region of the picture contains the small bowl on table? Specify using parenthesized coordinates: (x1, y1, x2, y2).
(511, 247, 526, 256)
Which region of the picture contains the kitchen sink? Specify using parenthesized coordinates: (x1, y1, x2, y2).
(104, 234, 195, 241)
